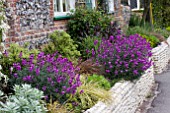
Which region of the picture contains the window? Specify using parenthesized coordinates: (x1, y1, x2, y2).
(76, 0, 96, 9)
(54, 0, 75, 17)
(53, 0, 115, 18)
(128, 0, 144, 11)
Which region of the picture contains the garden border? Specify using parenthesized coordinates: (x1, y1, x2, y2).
(84, 66, 154, 113)
(151, 36, 170, 74)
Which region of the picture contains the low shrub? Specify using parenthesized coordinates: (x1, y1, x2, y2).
(126, 26, 150, 36)
(139, 34, 160, 48)
(41, 31, 81, 61)
(87, 74, 111, 90)
(154, 28, 170, 38)
(0, 84, 47, 113)
(0, 43, 39, 76)
(11, 52, 81, 102)
(66, 76, 111, 113)
(67, 7, 112, 42)
(93, 34, 152, 80)
(129, 14, 142, 27)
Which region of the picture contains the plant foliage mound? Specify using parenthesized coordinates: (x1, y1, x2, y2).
(0, 84, 47, 113)
(42, 31, 81, 61)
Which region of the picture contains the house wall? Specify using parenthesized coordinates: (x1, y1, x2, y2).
(4, 0, 130, 48)
(5, 0, 68, 48)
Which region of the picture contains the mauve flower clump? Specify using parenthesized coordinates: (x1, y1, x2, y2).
(12, 52, 81, 101)
(94, 34, 152, 80)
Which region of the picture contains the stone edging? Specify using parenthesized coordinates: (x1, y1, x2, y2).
(84, 66, 155, 113)
(151, 36, 170, 74)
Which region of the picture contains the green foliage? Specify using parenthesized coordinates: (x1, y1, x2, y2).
(0, 84, 47, 113)
(67, 8, 112, 41)
(166, 27, 170, 32)
(81, 36, 101, 59)
(152, 0, 170, 28)
(42, 31, 81, 60)
(129, 14, 142, 27)
(87, 74, 111, 90)
(126, 26, 150, 36)
(66, 76, 111, 112)
(139, 34, 160, 48)
(154, 28, 170, 38)
(0, 44, 39, 76)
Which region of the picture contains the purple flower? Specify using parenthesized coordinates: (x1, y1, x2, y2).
(61, 91, 65, 95)
(13, 73, 18, 78)
(80, 90, 84, 94)
(92, 48, 95, 56)
(94, 40, 98, 45)
(42, 86, 47, 91)
(36, 67, 40, 75)
(29, 64, 34, 72)
(22, 75, 32, 82)
(3, 50, 8, 57)
(106, 70, 110, 73)
(22, 59, 27, 66)
(109, 36, 114, 41)
(133, 70, 138, 75)
(19, 51, 22, 58)
(47, 77, 52, 82)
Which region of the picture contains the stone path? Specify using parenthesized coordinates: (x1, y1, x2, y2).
(147, 66, 170, 113)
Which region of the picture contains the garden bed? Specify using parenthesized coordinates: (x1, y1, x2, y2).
(85, 66, 154, 113)
(151, 36, 170, 74)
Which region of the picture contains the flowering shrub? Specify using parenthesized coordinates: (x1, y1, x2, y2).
(11, 52, 81, 102)
(93, 34, 152, 80)
(0, 43, 39, 76)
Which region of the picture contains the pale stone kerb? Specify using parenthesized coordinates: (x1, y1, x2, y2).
(151, 36, 170, 74)
(84, 66, 154, 113)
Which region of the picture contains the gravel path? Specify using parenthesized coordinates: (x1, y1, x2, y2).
(147, 67, 170, 113)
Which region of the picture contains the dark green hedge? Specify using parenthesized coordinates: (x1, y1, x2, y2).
(152, 0, 170, 28)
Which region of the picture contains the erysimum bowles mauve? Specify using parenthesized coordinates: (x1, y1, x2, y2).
(94, 34, 152, 80)
(12, 52, 81, 101)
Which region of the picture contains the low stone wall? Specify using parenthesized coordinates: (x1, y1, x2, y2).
(85, 66, 154, 113)
(151, 36, 170, 74)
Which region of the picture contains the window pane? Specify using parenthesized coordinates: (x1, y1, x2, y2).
(130, 0, 137, 9)
(63, 0, 70, 12)
(57, 0, 61, 12)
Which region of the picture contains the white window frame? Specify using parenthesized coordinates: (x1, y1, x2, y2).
(128, 0, 144, 11)
(108, 0, 114, 13)
(53, 0, 75, 17)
